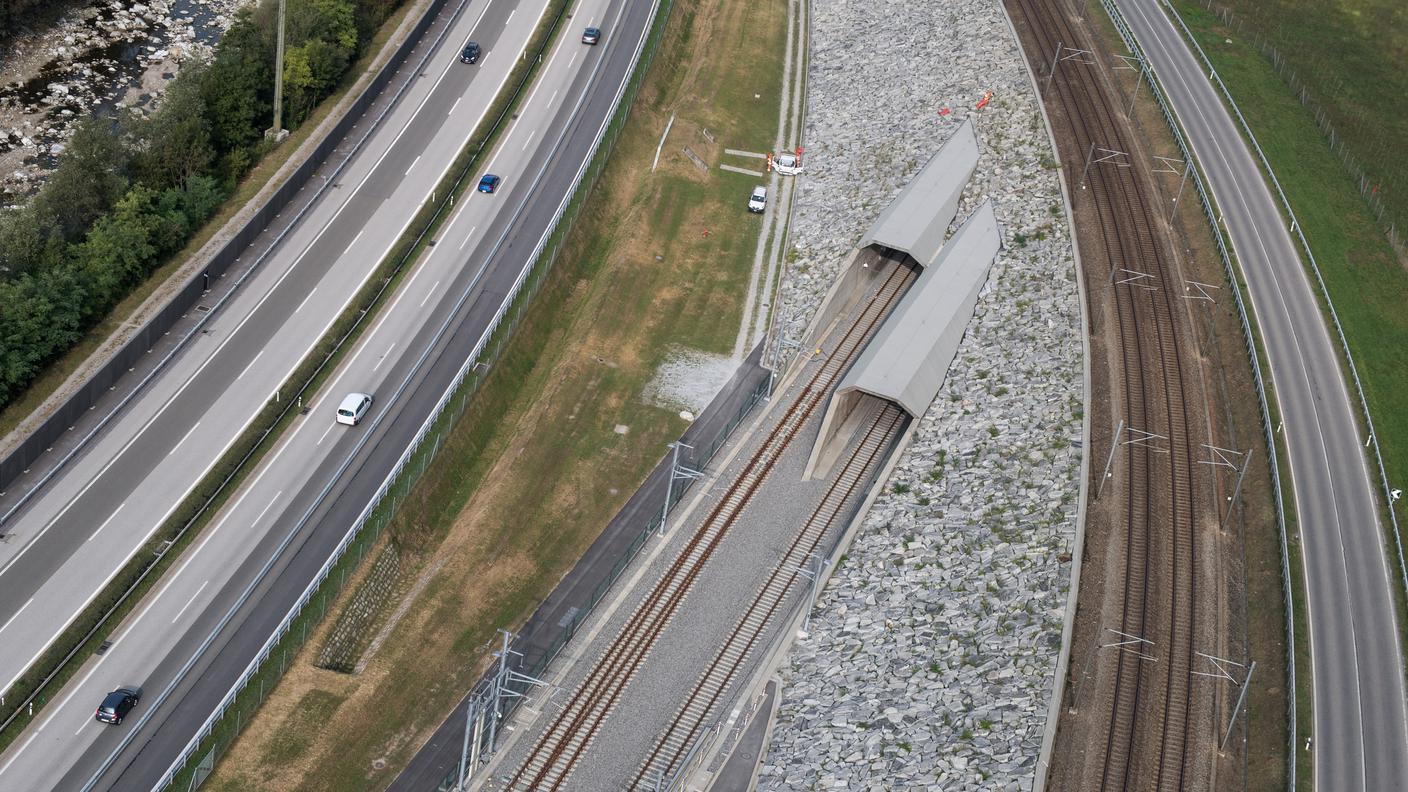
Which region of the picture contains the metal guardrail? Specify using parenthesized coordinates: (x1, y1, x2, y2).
(1159, 0, 1408, 657)
(107, 1, 654, 789)
(133, 0, 703, 787)
(1098, 0, 1296, 786)
(0, 0, 472, 525)
(0, 0, 475, 746)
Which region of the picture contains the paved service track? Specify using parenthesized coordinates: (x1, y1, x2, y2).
(0, 0, 654, 786)
(1114, 0, 1408, 788)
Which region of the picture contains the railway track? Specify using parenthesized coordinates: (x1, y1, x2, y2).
(504, 255, 916, 791)
(1003, 0, 1206, 788)
(629, 398, 907, 789)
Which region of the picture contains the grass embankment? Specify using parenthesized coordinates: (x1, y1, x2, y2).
(1176, 0, 1407, 239)
(1168, 2, 1408, 531)
(0, 0, 419, 441)
(203, 0, 791, 789)
(1168, 6, 1408, 785)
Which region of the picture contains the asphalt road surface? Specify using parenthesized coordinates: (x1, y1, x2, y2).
(0, 0, 536, 697)
(1114, 0, 1408, 788)
(0, 0, 655, 786)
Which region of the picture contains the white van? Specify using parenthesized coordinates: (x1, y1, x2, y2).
(336, 392, 374, 426)
(748, 186, 767, 213)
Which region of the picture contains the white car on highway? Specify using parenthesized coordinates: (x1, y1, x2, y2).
(336, 392, 374, 426)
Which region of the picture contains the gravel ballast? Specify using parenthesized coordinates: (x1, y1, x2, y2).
(757, 0, 1083, 788)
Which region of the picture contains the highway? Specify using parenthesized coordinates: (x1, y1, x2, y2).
(0, 0, 656, 786)
(1114, 0, 1408, 787)
(0, 0, 538, 696)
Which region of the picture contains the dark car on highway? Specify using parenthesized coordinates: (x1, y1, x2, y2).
(478, 174, 501, 193)
(460, 42, 481, 64)
(581, 26, 602, 45)
(95, 687, 140, 725)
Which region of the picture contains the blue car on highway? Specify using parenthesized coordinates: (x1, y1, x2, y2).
(478, 174, 501, 193)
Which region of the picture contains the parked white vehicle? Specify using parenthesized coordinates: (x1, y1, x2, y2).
(772, 151, 803, 175)
(748, 185, 767, 213)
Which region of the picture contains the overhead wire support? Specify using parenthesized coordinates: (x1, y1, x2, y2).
(1044, 41, 1096, 93)
(660, 442, 704, 536)
(1079, 143, 1131, 190)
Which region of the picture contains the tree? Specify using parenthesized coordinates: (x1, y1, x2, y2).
(201, 9, 273, 173)
(75, 186, 161, 309)
(37, 117, 130, 242)
(131, 63, 214, 191)
(0, 202, 66, 280)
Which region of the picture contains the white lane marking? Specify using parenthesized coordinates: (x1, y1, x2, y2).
(0, 0, 512, 696)
(522, 129, 537, 150)
(236, 350, 264, 381)
(450, 96, 462, 115)
(569, 51, 578, 69)
(405, 155, 421, 176)
(550, 89, 558, 106)
(0, 733, 39, 775)
(88, 503, 126, 542)
(171, 579, 210, 624)
(316, 422, 337, 447)
(506, 9, 514, 23)
(1119, 2, 1401, 786)
(294, 287, 318, 314)
(421, 281, 442, 307)
(373, 343, 397, 372)
(343, 230, 365, 257)
(458, 226, 478, 251)
(251, 492, 283, 527)
(0, 0, 501, 583)
(0, 598, 34, 636)
(168, 422, 200, 457)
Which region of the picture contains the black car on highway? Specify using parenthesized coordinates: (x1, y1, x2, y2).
(460, 41, 481, 64)
(95, 687, 140, 725)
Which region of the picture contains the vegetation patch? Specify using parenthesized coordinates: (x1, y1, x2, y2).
(1175, 0, 1407, 244)
(202, 0, 792, 788)
(1170, 0, 1408, 706)
(0, 0, 406, 410)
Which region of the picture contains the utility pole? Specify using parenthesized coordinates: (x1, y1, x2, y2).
(266, 0, 290, 142)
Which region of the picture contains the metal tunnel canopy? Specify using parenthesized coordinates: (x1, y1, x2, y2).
(839, 201, 1001, 419)
(858, 119, 980, 269)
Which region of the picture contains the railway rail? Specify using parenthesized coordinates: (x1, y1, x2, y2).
(1003, 0, 1212, 788)
(630, 398, 907, 789)
(503, 255, 915, 791)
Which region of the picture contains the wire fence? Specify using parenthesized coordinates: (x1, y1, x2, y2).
(1099, 0, 1296, 786)
(434, 365, 772, 790)
(1161, 0, 1408, 662)
(1185, 0, 1403, 257)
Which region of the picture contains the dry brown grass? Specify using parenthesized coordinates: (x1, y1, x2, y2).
(204, 1, 791, 788)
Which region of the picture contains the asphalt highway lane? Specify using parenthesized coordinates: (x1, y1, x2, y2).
(0, 0, 649, 786)
(1115, 0, 1408, 787)
(0, 0, 528, 712)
